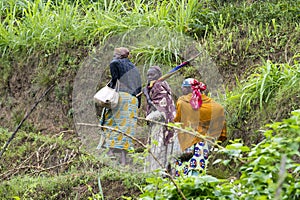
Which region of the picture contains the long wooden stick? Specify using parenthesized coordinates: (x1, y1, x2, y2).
(136, 53, 201, 97)
(0, 84, 55, 158)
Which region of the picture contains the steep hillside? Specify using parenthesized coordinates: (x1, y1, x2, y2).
(0, 0, 299, 135)
(0, 0, 299, 199)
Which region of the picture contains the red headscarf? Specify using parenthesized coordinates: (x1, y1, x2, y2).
(190, 79, 207, 110)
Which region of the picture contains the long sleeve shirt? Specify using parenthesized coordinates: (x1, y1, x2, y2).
(109, 58, 142, 107)
(174, 93, 227, 151)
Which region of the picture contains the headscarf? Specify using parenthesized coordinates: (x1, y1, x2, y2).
(113, 47, 130, 59)
(149, 66, 162, 77)
(182, 78, 207, 110)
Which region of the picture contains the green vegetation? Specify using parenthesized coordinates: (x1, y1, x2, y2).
(140, 110, 300, 199)
(0, 128, 148, 199)
(225, 59, 300, 145)
(0, 0, 299, 199)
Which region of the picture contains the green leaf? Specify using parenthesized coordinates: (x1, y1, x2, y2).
(223, 160, 230, 165)
(226, 143, 250, 152)
(152, 140, 158, 146)
(212, 159, 222, 165)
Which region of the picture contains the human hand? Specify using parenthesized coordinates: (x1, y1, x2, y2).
(146, 97, 153, 105)
(142, 86, 148, 95)
(148, 80, 156, 88)
(143, 87, 154, 105)
(149, 102, 157, 111)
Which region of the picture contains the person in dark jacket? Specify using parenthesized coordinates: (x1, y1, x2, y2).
(109, 47, 142, 107)
(98, 47, 142, 165)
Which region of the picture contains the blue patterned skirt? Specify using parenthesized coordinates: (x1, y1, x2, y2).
(174, 141, 210, 177)
(101, 92, 138, 150)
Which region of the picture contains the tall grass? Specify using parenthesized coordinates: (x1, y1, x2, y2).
(228, 59, 300, 115)
(1, 0, 86, 54)
(0, 0, 205, 55)
(1, 0, 298, 64)
(223, 57, 300, 145)
(0, 0, 209, 88)
(1, 0, 300, 198)
(1, 0, 299, 111)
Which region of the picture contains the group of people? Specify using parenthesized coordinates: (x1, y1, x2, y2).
(98, 47, 227, 177)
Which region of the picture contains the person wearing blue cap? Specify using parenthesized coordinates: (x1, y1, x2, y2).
(173, 78, 227, 176)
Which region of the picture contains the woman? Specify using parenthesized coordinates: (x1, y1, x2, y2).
(99, 47, 142, 165)
(143, 66, 176, 172)
(173, 78, 227, 176)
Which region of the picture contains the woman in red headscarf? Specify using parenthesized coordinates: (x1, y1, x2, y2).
(173, 78, 227, 176)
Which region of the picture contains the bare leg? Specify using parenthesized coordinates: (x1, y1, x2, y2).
(107, 148, 115, 157)
(121, 150, 127, 165)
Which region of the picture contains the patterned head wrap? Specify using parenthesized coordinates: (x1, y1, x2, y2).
(114, 47, 130, 59)
(149, 66, 162, 77)
(182, 78, 207, 110)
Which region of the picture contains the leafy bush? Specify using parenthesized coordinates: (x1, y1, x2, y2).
(219, 110, 300, 200)
(139, 110, 300, 199)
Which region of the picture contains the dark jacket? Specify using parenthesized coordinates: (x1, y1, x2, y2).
(109, 58, 142, 107)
